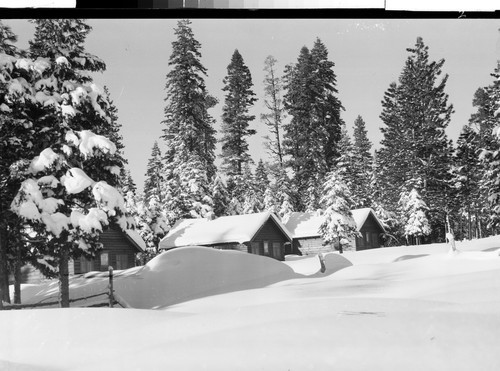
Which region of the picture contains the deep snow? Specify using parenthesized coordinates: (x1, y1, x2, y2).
(1, 237, 500, 370)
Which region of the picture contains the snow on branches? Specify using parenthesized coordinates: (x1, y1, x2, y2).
(318, 168, 358, 252)
(399, 188, 431, 245)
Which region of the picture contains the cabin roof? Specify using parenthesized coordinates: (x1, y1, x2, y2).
(284, 208, 385, 239)
(124, 229, 147, 252)
(159, 212, 292, 250)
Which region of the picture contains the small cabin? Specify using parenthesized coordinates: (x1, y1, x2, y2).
(159, 212, 292, 261)
(19, 227, 146, 283)
(285, 208, 386, 255)
(73, 227, 146, 274)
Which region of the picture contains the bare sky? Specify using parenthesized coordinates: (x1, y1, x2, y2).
(5, 18, 500, 191)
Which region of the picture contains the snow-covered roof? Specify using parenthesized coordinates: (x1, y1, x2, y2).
(284, 212, 325, 239)
(350, 208, 385, 233)
(159, 212, 292, 250)
(285, 208, 385, 238)
(125, 229, 147, 252)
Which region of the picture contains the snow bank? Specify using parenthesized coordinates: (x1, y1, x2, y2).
(3, 237, 500, 371)
(284, 252, 353, 276)
(117, 246, 300, 309)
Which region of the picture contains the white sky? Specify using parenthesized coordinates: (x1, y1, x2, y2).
(4, 18, 500, 192)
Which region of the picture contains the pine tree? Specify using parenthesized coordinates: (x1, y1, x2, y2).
(336, 124, 355, 193)
(143, 141, 164, 205)
(274, 166, 295, 222)
(261, 55, 285, 166)
(467, 87, 496, 237)
(0, 20, 25, 304)
(1, 19, 128, 306)
(220, 49, 257, 177)
(451, 125, 482, 239)
(476, 62, 500, 232)
(8, 75, 129, 308)
(283, 39, 344, 209)
(241, 162, 262, 214)
(178, 153, 214, 219)
(351, 115, 374, 208)
(211, 173, 230, 217)
(375, 82, 408, 214)
(136, 195, 169, 260)
(137, 142, 169, 252)
(377, 37, 454, 242)
(399, 188, 431, 245)
(28, 19, 106, 82)
(0, 21, 21, 56)
(161, 19, 217, 224)
(254, 159, 270, 206)
(318, 168, 358, 253)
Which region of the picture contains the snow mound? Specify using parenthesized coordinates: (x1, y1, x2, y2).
(116, 246, 300, 309)
(284, 253, 353, 276)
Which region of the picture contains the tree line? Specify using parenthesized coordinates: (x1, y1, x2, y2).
(2, 19, 500, 306)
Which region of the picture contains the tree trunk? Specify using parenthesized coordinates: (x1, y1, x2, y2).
(59, 250, 70, 308)
(13, 250, 21, 304)
(467, 203, 472, 240)
(0, 228, 11, 305)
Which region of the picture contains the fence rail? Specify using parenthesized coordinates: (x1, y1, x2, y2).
(1, 266, 127, 310)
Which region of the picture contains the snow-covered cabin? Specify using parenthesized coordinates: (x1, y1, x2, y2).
(159, 212, 293, 261)
(19, 227, 146, 283)
(73, 227, 146, 274)
(285, 208, 386, 255)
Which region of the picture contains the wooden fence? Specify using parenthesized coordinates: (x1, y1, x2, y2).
(1, 266, 131, 310)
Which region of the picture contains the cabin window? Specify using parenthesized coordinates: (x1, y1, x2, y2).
(115, 254, 128, 270)
(100, 253, 109, 268)
(250, 242, 260, 255)
(263, 241, 270, 256)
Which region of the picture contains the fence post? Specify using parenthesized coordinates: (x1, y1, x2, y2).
(108, 266, 114, 308)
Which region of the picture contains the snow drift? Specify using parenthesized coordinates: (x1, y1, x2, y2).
(2, 238, 500, 371)
(116, 246, 301, 309)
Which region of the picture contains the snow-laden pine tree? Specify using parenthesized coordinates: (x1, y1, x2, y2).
(161, 19, 217, 224)
(261, 55, 285, 166)
(376, 37, 454, 242)
(451, 125, 483, 240)
(143, 141, 164, 205)
(351, 115, 374, 208)
(136, 195, 169, 261)
(220, 49, 257, 180)
(0, 20, 26, 304)
(178, 152, 214, 219)
(137, 142, 169, 253)
(283, 39, 344, 210)
(399, 188, 431, 245)
(7, 60, 131, 307)
(2, 19, 129, 306)
(211, 173, 230, 217)
(475, 62, 500, 231)
(318, 168, 358, 254)
(240, 163, 262, 214)
(335, 124, 355, 196)
(254, 159, 270, 202)
(261, 165, 294, 222)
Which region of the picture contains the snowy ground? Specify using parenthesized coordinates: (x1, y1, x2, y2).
(1, 238, 500, 370)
